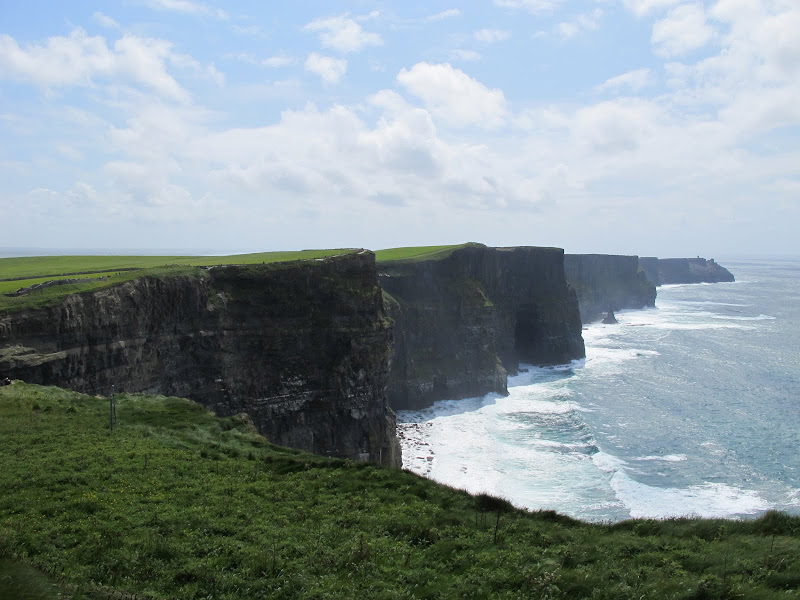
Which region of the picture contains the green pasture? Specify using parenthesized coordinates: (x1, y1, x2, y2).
(373, 244, 470, 263)
(1, 382, 799, 600)
(0, 250, 356, 313)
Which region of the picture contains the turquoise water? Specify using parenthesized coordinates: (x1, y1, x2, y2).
(399, 259, 800, 522)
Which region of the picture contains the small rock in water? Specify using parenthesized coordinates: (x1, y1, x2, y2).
(602, 309, 618, 324)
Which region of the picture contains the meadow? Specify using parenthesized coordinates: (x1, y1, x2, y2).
(0, 250, 354, 313)
(1, 382, 798, 599)
(0, 245, 472, 313)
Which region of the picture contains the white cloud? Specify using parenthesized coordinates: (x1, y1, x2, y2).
(596, 68, 654, 93)
(493, 0, 562, 13)
(397, 62, 508, 129)
(141, 0, 228, 20)
(424, 9, 462, 22)
(572, 99, 659, 154)
(474, 29, 511, 43)
(304, 53, 347, 84)
(0, 29, 189, 102)
(652, 4, 714, 57)
(622, 0, 682, 18)
(262, 55, 295, 68)
(93, 12, 119, 29)
(304, 16, 382, 53)
(557, 8, 602, 40)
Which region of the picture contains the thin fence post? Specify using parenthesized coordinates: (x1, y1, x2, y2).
(110, 384, 115, 432)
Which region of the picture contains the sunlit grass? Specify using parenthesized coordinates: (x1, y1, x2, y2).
(1, 382, 798, 600)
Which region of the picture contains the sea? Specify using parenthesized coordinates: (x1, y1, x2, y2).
(398, 258, 800, 522)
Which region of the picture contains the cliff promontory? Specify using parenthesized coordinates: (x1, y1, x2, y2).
(564, 254, 656, 323)
(379, 245, 585, 411)
(638, 257, 735, 286)
(0, 252, 400, 466)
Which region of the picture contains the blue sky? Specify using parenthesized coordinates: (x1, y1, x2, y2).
(1, 0, 798, 256)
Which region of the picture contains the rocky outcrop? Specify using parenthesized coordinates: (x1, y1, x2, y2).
(638, 257, 735, 286)
(379, 245, 585, 411)
(602, 310, 618, 325)
(0, 252, 400, 466)
(564, 254, 656, 323)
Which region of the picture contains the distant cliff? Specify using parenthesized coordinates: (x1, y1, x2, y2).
(0, 252, 400, 466)
(564, 254, 656, 323)
(638, 257, 735, 286)
(379, 245, 585, 411)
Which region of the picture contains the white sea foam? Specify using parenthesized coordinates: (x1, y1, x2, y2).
(609, 473, 771, 519)
(711, 314, 775, 321)
(632, 454, 688, 463)
(674, 301, 752, 307)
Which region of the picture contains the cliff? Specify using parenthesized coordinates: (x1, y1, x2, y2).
(0, 252, 400, 466)
(379, 245, 585, 411)
(564, 254, 657, 323)
(638, 257, 735, 286)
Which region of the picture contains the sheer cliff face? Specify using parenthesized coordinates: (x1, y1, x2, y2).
(0, 253, 400, 467)
(380, 246, 585, 411)
(638, 257, 735, 286)
(564, 254, 657, 324)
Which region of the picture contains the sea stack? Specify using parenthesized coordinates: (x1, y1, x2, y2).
(602, 309, 618, 324)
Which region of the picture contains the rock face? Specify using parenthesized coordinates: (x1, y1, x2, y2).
(602, 310, 618, 325)
(0, 252, 400, 467)
(564, 254, 657, 323)
(638, 257, 735, 286)
(379, 245, 585, 411)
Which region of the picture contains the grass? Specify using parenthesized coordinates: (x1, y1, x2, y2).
(0, 250, 356, 314)
(0, 243, 477, 313)
(373, 244, 473, 263)
(1, 382, 798, 600)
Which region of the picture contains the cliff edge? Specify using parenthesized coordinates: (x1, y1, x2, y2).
(379, 244, 585, 411)
(638, 257, 735, 286)
(565, 254, 657, 323)
(0, 252, 400, 466)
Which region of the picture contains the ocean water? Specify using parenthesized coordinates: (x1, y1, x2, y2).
(398, 259, 800, 522)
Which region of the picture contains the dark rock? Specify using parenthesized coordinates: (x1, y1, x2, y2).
(564, 254, 656, 323)
(638, 257, 735, 286)
(379, 244, 585, 411)
(0, 252, 400, 467)
(602, 310, 618, 324)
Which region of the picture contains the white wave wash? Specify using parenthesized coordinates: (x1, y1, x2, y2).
(398, 264, 800, 521)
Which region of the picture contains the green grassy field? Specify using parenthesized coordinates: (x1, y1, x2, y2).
(0, 245, 479, 313)
(1, 383, 798, 600)
(373, 244, 471, 263)
(0, 250, 356, 313)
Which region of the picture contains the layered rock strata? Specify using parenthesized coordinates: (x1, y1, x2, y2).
(379, 245, 585, 411)
(564, 254, 657, 323)
(638, 257, 735, 286)
(0, 252, 400, 466)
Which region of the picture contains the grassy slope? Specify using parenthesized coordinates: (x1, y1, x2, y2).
(373, 244, 472, 263)
(0, 250, 356, 313)
(0, 250, 357, 280)
(1, 384, 798, 600)
(0, 244, 474, 313)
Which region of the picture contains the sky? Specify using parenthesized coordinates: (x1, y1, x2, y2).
(1, 0, 798, 257)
